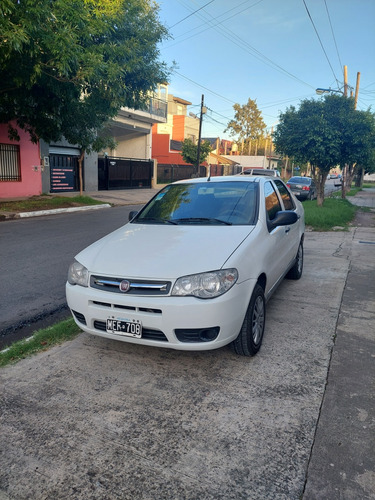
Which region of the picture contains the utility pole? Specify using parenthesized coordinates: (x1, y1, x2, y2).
(344, 65, 348, 97)
(196, 94, 205, 176)
(354, 72, 361, 110)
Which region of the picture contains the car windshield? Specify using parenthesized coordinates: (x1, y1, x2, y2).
(133, 181, 259, 225)
(289, 177, 310, 184)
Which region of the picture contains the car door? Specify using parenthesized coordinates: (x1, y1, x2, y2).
(273, 178, 301, 265)
(262, 181, 295, 297)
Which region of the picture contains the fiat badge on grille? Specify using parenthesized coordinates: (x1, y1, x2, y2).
(119, 280, 130, 292)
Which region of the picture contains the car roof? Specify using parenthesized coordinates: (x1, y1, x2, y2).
(173, 175, 270, 185)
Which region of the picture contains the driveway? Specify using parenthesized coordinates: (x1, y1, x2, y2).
(0, 231, 355, 499)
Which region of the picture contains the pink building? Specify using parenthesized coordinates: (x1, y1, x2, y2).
(0, 123, 42, 199)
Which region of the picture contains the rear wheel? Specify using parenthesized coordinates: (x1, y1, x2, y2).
(231, 284, 265, 356)
(286, 240, 303, 280)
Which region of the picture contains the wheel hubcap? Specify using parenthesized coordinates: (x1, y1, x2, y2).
(252, 296, 265, 345)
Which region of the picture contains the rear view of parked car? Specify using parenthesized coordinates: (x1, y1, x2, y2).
(334, 175, 342, 187)
(66, 176, 305, 357)
(286, 176, 317, 201)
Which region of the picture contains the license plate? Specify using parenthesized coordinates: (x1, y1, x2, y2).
(106, 319, 142, 338)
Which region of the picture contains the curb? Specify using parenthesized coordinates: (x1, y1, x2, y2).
(0, 203, 111, 221)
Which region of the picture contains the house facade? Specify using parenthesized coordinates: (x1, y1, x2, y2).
(1, 88, 168, 199)
(0, 123, 42, 199)
(152, 93, 199, 169)
(39, 91, 168, 194)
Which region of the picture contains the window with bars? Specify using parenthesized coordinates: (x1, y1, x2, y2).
(0, 143, 21, 181)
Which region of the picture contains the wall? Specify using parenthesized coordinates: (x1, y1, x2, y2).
(0, 123, 42, 199)
(112, 133, 151, 159)
(152, 133, 189, 166)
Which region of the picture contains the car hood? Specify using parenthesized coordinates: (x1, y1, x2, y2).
(75, 223, 256, 279)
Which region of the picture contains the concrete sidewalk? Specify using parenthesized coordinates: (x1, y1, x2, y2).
(303, 225, 375, 499)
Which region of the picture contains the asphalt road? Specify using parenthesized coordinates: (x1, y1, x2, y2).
(0, 205, 141, 348)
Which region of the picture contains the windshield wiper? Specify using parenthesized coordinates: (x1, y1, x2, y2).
(138, 217, 177, 225)
(174, 217, 232, 225)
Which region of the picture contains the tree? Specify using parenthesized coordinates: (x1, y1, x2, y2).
(0, 0, 170, 193)
(273, 95, 375, 206)
(225, 98, 266, 153)
(181, 139, 212, 171)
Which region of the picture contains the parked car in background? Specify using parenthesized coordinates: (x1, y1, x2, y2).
(329, 173, 339, 179)
(67, 176, 305, 357)
(334, 175, 342, 187)
(240, 168, 280, 177)
(286, 176, 317, 201)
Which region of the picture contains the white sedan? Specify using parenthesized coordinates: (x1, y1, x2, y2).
(66, 176, 305, 356)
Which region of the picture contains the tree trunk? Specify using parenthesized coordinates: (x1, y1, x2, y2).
(315, 167, 327, 207)
(346, 163, 356, 191)
(78, 151, 84, 196)
(357, 167, 365, 188)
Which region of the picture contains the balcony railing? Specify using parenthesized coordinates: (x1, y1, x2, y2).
(145, 97, 167, 119)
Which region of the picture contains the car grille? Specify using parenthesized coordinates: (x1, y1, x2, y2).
(93, 321, 168, 342)
(90, 300, 162, 315)
(90, 275, 171, 295)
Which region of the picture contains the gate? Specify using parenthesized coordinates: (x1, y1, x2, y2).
(50, 154, 80, 192)
(98, 157, 153, 190)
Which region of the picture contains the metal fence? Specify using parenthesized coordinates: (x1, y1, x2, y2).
(157, 164, 207, 183)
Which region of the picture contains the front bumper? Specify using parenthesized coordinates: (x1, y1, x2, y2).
(66, 279, 255, 351)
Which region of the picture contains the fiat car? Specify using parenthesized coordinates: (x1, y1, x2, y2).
(66, 176, 304, 356)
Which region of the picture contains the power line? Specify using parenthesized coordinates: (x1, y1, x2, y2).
(324, 0, 342, 70)
(170, 0, 264, 42)
(302, 0, 340, 86)
(173, 70, 237, 104)
(169, 0, 216, 29)
(166, 0, 314, 89)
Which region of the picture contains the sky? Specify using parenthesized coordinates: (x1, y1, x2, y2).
(156, 0, 375, 140)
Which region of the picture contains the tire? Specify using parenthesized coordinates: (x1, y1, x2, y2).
(286, 240, 303, 280)
(231, 284, 266, 356)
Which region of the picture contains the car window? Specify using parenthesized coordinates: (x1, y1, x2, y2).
(289, 177, 310, 184)
(134, 181, 259, 225)
(274, 179, 295, 210)
(264, 181, 282, 221)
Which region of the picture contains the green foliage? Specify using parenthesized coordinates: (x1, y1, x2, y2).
(0, 195, 106, 212)
(181, 139, 212, 166)
(0, 0, 170, 152)
(273, 95, 375, 204)
(273, 95, 375, 174)
(0, 318, 80, 367)
(225, 98, 266, 145)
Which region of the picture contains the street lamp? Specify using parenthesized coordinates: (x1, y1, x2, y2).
(315, 88, 344, 95)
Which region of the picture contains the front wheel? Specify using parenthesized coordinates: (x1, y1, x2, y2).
(286, 240, 303, 280)
(231, 284, 266, 357)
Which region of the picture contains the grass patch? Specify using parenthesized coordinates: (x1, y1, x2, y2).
(303, 197, 357, 231)
(0, 318, 81, 367)
(0, 195, 107, 213)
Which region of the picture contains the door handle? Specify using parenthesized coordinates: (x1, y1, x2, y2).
(285, 227, 290, 233)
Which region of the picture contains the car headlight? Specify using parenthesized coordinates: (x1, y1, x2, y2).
(172, 269, 238, 299)
(68, 260, 89, 287)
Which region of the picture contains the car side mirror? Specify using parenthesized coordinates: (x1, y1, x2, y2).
(129, 210, 138, 221)
(267, 211, 298, 232)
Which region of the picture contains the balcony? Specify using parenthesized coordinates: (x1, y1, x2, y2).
(119, 97, 167, 125)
